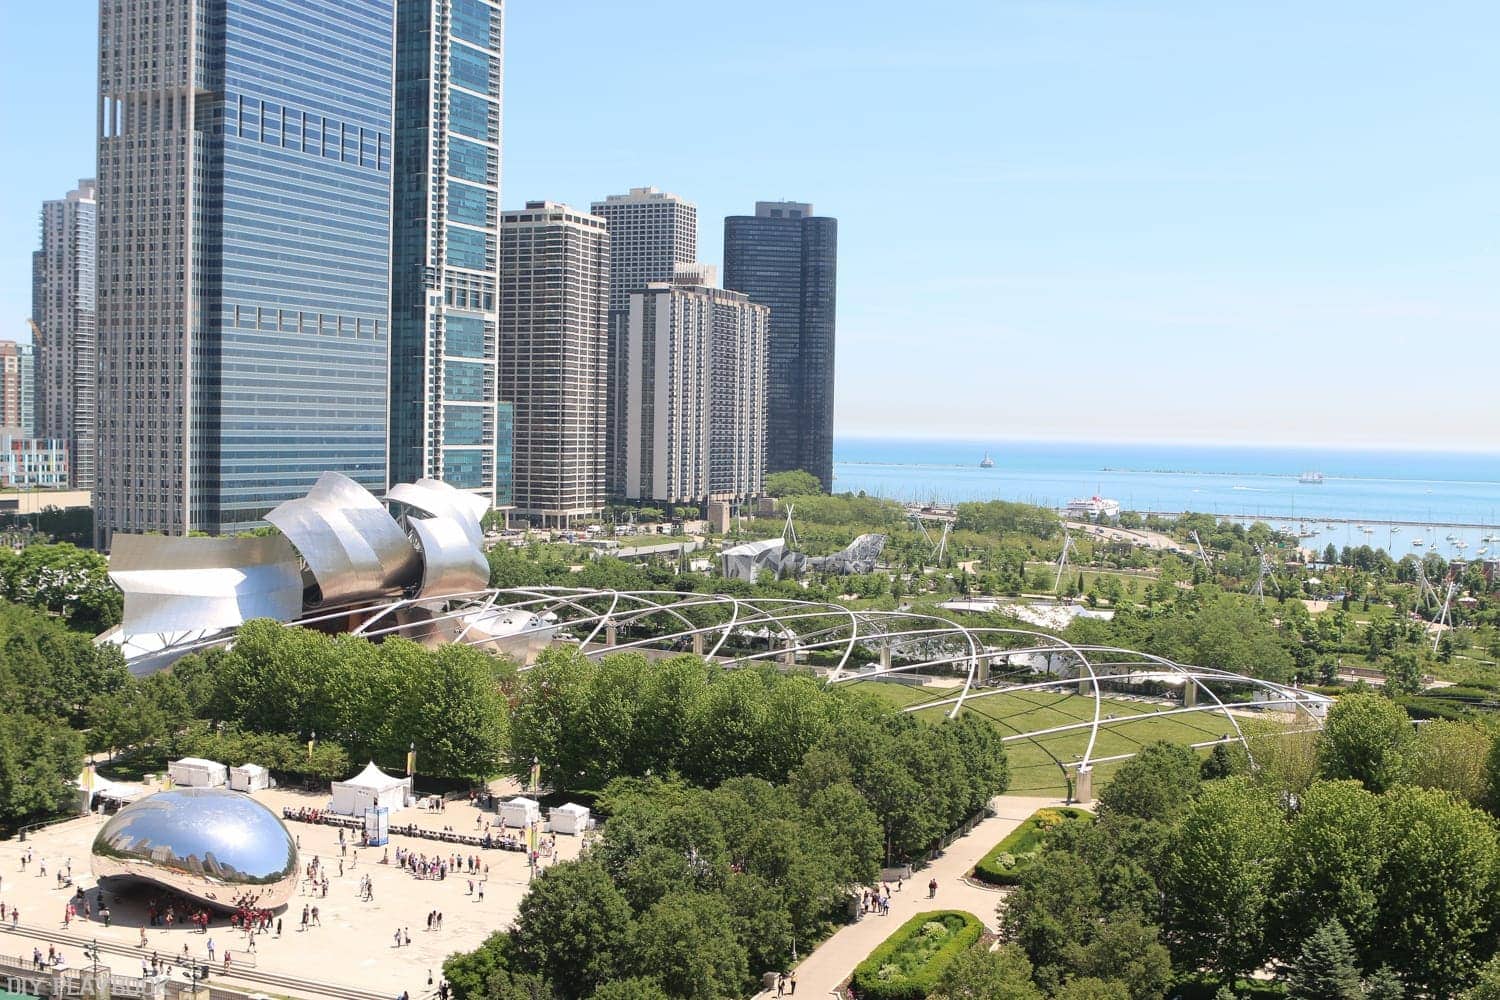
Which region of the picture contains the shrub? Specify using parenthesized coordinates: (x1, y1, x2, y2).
(850, 910, 984, 1000)
(973, 807, 1092, 886)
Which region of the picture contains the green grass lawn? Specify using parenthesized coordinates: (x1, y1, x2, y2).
(848, 681, 1240, 798)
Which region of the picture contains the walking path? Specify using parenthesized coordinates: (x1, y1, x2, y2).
(771, 795, 1068, 999)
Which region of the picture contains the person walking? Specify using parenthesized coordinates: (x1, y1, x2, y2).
(207, 939, 215, 962)
(776, 974, 786, 997)
(393, 928, 402, 948)
(789, 972, 797, 995)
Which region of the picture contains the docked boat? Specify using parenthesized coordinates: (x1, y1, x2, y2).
(1412, 538, 1425, 547)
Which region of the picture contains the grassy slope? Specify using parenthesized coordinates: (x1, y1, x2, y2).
(848, 681, 1238, 797)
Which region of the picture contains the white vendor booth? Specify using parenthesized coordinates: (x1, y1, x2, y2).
(168, 757, 228, 788)
(497, 796, 541, 829)
(330, 762, 413, 816)
(549, 802, 590, 835)
(229, 762, 273, 792)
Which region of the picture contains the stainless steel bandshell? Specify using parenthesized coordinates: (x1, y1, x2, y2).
(265, 471, 420, 605)
(109, 533, 304, 635)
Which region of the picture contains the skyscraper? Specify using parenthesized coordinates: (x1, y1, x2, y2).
(499, 202, 609, 526)
(621, 266, 768, 507)
(723, 201, 838, 491)
(590, 187, 697, 495)
(96, 0, 397, 541)
(0, 342, 34, 435)
(390, 0, 508, 506)
(31, 179, 96, 487)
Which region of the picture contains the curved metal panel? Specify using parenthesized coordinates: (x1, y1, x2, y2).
(410, 515, 490, 599)
(91, 788, 298, 910)
(266, 471, 420, 605)
(386, 479, 487, 547)
(109, 533, 303, 635)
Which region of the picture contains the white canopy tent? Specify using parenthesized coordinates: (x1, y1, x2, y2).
(168, 757, 228, 788)
(549, 802, 590, 835)
(497, 796, 541, 829)
(329, 762, 412, 816)
(229, 762, 273, 792)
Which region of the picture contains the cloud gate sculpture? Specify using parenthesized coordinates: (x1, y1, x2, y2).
(91, 788, 299, 909)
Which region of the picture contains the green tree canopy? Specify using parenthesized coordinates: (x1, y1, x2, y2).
(764, 470, 822, 498)
(510, 860, 633, 999)
(1284, 920, 1363, 1000)
(1317, 692, 1413, 792)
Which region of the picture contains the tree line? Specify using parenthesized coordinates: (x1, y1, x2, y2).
(993, 692, 1500, 999)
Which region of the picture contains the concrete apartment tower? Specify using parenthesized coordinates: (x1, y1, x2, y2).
(724, 201, 838, 491)
(95, 0, 397, 541)
(589, 187, 697, 496)
(30, 179, 96, 487)
(498, 202, 610, 526)
(622, 265, 769, 507)
(390, 0, 509, 509)
(0, 342, 35, 435)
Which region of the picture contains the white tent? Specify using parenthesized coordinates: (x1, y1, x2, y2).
(168, 757, 227, 788)
(549, 802, 590, 835)
(329, 762, 412, 816)
(229, 763, 273, 792)
(497, 796, 541, 829)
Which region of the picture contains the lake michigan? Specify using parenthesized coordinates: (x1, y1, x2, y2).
(831, 438, 1500, 558)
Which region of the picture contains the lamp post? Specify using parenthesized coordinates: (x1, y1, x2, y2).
(407, 742, 416, 778)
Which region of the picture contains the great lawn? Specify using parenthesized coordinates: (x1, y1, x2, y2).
(847, 680, 1239, 797)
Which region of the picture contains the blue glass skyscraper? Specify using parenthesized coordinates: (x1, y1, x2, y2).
(96, 0, 397, 539)
(389, 0, 508, 511)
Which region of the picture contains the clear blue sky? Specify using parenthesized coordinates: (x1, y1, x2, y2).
(3, 1, 1496, 450)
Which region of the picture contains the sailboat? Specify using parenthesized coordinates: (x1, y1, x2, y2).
(979, 452, 995, 469)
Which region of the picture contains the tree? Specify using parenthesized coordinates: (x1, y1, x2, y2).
(630, 893, 748, 1000)
(1375, 786, 1500, 996)
(1163, 779, 1283, 981)
(412, 643, 510, 782)
(1268, 780, 1385, 964)
(590, 980, 671, 1000)
(929, 942, 1042, 1000)
(1052, 981, 1129, 1000)
(1317, 692, 1413, 792)
(1405, 719, 1493, 806)
(1461, 957, 1500, 1000)
(1064, 918, 1171, 1000)
(1284, 920, 1363, 1000)
(1363, 967, 1404, 1000)
(764, 470, 822, 498)
(443, 932, 515, 1000)
(1482, 734, 1500, 817)
(1097, 741, 1200, 823)
(0, 711, 86, 834)
(1383, 651, 1423, 698)
(511, 860, 633, 999)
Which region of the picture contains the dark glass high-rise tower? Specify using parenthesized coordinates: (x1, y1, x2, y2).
(390, 0, 508, 509)
(723, 202, 837, 491)
(96, 0, 397, 539)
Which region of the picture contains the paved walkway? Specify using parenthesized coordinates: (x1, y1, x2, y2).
(771, 795, 1068, 999)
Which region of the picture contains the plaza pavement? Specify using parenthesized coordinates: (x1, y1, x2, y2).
(761, 795, 1069, 1000)
(0, 778, 585, 999)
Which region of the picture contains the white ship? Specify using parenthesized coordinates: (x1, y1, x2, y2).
(979, 452, 995, 469)
(1298, 471, 1325, 484)
(1064, 495, 1121, 520)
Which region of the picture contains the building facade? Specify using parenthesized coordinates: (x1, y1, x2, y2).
(96, 0, 397, 540)
(390, 0, 508, 508)
(0, 342, 35, 437)
(498, 202, 609, 526)
(30, 179, 96, 486)
(622, 268, 768, 506)
(589, 187, 697, 495)
(0, 436, 69, 490)
(723, 201, 837, 491)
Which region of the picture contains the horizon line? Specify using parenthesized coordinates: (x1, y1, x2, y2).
(831, 431, 1500, 457)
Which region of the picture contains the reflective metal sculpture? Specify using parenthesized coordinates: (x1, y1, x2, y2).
(266, 471, 421, 605)
(91, 788, 299, 910)
(386, 479, 487, 548)
(108, 533, 303, 635)
(409, 515, 491, 599)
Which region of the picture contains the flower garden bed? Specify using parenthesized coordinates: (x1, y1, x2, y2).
(971, 806, 1092, 886)
(848, 910, 984, 1000)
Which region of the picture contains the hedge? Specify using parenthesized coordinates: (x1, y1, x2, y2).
(971, 806, 1092, 886)
(849, 910, 984, 1000)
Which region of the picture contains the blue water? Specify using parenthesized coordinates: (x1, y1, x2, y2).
(832, 438, 1500, 557)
